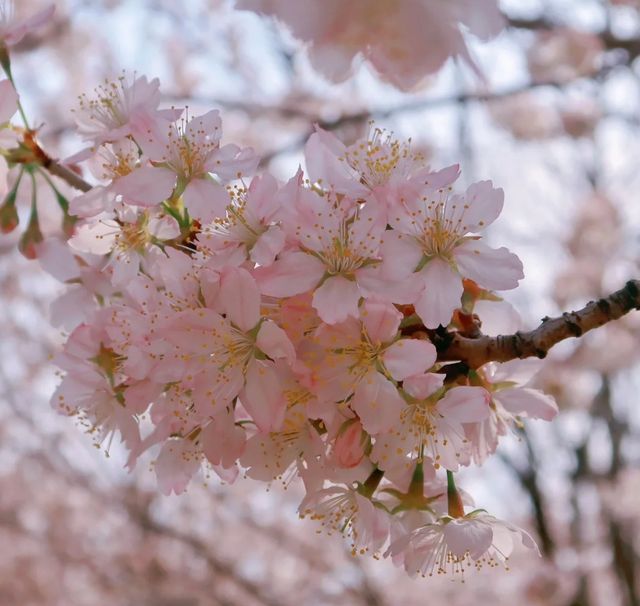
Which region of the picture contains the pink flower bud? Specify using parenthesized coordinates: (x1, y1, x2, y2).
(333, 420, 367, 468)
(0, 197, 18, 233)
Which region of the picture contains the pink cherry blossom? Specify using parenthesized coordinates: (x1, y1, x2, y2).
(255, 186, 386, 324)
(130, 109, 257, 222)
(466, 359, 559, 464)
(300, 486, 389, 555)
(305, 125, 460, 217)
(303, 302, 437, 435)
(68, 139, 176, 217)
(381, 179, 523, 327)
(198, 172, 285, 265)
(69, 208, 181, 286)
(371, 384, 490, 472)
(387, 511, 539, 577)
(73, 74, 178, 145)
(0, 1, 54, 47)
(237, 0, 504, 90)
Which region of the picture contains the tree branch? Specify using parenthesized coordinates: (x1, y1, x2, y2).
(437, 280, 640, 368)
(44, 157, 92, 192)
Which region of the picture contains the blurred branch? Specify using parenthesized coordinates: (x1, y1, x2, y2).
(438, 280, 640, 368)
(45, 157, 92, 193)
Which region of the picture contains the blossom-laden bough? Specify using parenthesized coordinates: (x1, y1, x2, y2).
(1, 0, 639, 582)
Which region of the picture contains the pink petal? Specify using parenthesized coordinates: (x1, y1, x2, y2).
(202, 410, 246, 469)
(250, 225, 285, 266)
(443, 518, 493, 559)
(206, 144, 257, 180)
(4, 4, 55, 46)
(382, 339, 437, 381)
(304, 127, 353, 192)
(113, 166, 176, 207)
(414, 259, 462, 328)
(241, 360, 287, 433)
(155, 439, 200, 496)
(403, 373, 445, 399)
(454, 240, 523, 290)
(68, 186, 115, 218)
(362, 299, 402, 344)
(437, 386, 491, 422)
(351, 371, 405, 435)
(183, 178, 230, 222)
(378, 231, 423, 279)
(149, 215, 180, 240)
(219, 266, 261, 331)
(256, 319, 296, 363)
(312, 275, 361, 324)
(254, 251, 325, 297)
(460, 181, 504, 232)
(68, 221, 117, 255)
(185, 109, 221, 144)
(495, 387, 558, 421)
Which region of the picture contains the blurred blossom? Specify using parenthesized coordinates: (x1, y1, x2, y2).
(527, 28, 605, 83)
(489, 93, 562, 140)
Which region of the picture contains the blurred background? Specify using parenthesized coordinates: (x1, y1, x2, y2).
(2, 0, 640, 604)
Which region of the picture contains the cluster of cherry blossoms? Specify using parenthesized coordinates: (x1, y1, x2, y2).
(0, 0, 561, 580)
(32, 71, 559, 578)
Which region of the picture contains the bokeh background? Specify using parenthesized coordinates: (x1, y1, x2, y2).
(2, 0, 640, 604)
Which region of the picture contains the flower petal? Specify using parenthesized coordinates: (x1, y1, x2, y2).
(454, 240, 523, 291)
(312, 275, 361, 324)
(382, 339, 437, 381)
(414, 259, 462, 328)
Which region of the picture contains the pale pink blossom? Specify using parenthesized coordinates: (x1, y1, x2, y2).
(305, 126, 459, 217)
(73, 74, 178, 145)
(238, 0, 504, 90)
(130, 109, 257, 222)
(300, 486, 389, 555)
(303, 300, 437, 434)
(69, 139, 176, 217)
(467, 359, 558, 464)
(0, 1, 54, 47)
(371, 383, 490, 472)
(198, 172, 285, 265)
(68, 208, 181, 286)
(387, 511, 539, 577)
(255, 186, 386, 324)
(50, 323, 141, 453)
(381, 179, 523, 327)
(164, 267, 296, 432)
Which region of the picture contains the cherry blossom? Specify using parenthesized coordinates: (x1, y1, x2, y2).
(73, 74, 178, 145)
(129, 109, 257, 222)
(237, 0, 504, 90)
(380, 179, 524, 327)
(387, 511, 539, 577)
(0, 1, 54, 48)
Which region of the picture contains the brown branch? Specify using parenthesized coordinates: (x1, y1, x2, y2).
(44, 157, 92, 192)
(438, 280, 640, 368)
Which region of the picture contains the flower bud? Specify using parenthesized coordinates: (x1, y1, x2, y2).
(0, 194, 18, 233)
(333, 419, 367, 468)
(18, 212, 43, 259)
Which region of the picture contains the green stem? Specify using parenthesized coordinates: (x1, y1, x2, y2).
(446, 470, 465, 518)
(360, 468, 384, 499)
(1, 58, 30, 129)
